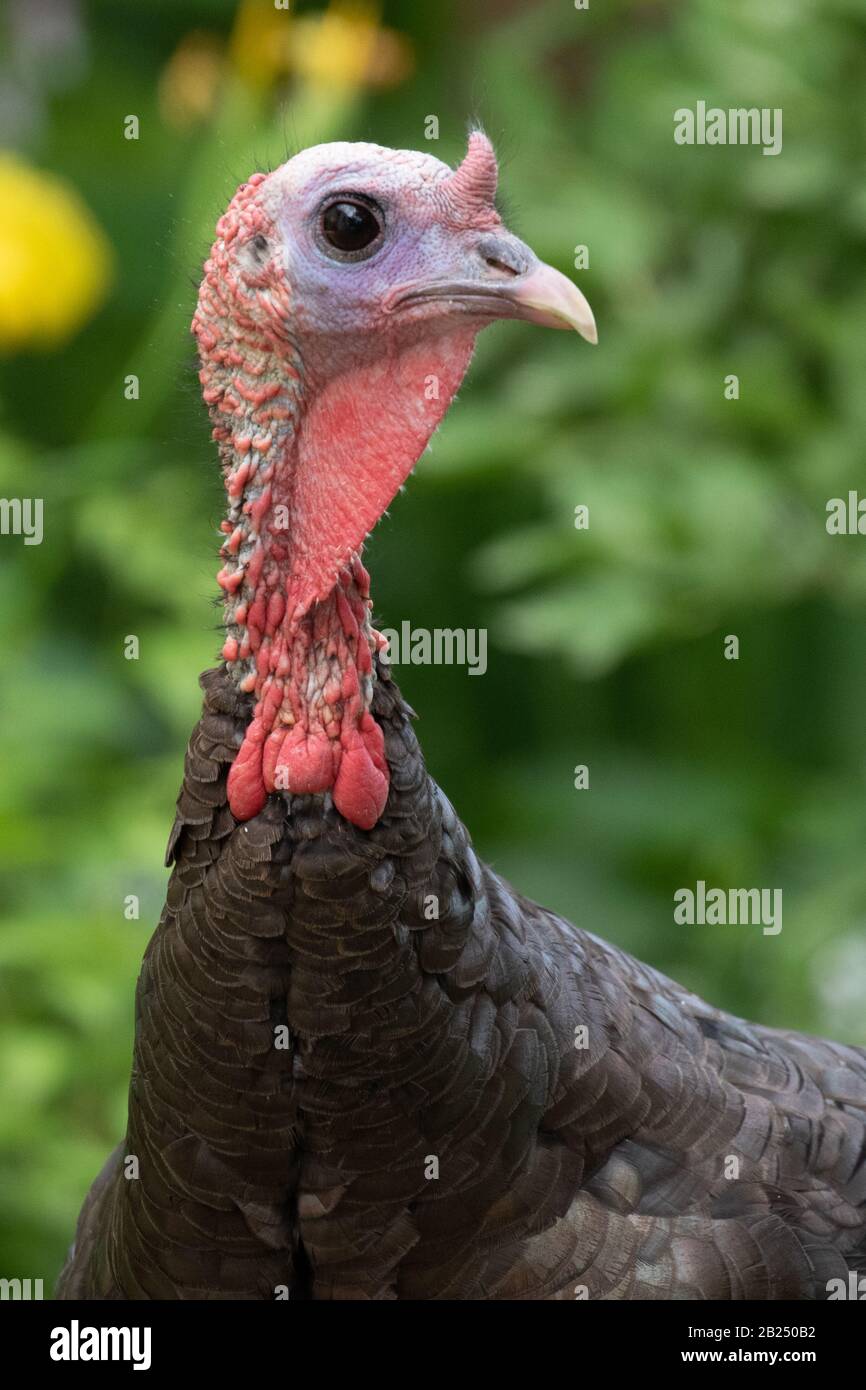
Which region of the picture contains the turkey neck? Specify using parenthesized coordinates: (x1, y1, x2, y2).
(205, 349, 388, 832)
(195, 257, 479, 834)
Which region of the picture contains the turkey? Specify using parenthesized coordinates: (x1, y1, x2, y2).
(57, 132, 866, 1301)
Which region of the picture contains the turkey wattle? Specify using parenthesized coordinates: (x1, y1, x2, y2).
(58, 133, 866, 1301)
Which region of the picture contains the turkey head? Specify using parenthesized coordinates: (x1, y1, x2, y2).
(192, 132, 596, 831)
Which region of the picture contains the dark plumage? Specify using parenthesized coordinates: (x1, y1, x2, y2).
(58, 664, 866, 1298)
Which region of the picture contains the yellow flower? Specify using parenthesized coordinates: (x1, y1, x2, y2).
(230, 0, 291, 89)
(290, 3, 413, 90)
(0, 154, 112, 353)
(229, 0, 412, 93)
(158, 32, 225, 130)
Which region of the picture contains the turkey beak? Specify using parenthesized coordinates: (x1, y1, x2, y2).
(393, 233, 597, 344)
(501, 262, 598, 344)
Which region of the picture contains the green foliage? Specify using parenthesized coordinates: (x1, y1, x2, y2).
(1, 0, 865, 1287)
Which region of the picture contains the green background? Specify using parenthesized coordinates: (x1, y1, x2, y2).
(1, 0, 865, 1286)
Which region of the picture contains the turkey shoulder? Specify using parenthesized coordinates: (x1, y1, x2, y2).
(57, 665, 866, 1300)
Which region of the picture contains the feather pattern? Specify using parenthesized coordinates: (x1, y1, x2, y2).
(57, 662, 866, 1300)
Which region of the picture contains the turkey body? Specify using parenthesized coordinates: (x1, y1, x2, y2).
(57, 664, 866, 1301)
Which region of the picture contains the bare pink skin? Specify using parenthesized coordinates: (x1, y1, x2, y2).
(191, 134, 595, 829)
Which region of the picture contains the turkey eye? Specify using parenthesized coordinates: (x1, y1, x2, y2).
(320, 199, 382, 255)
